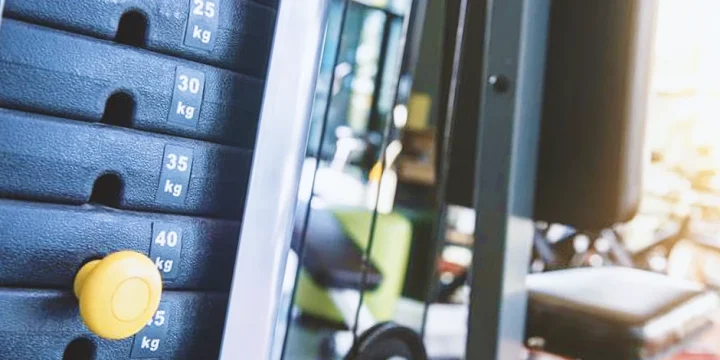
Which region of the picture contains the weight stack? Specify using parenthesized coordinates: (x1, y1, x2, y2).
(0, 1, 280, 358)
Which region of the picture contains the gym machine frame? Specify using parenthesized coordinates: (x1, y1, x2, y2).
(221, 0, 550, 358)
(440, 0, 550, 358)
(219, 1, 331, 359)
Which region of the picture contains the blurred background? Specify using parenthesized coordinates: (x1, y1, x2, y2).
(273, 0, 720, 359)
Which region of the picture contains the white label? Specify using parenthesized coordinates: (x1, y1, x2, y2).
(175, 101, 196, 120)
(192, 0, 216, 18)
(154, 230, 179, 247)
(163, 179, 183, 197)
(140, 336, 161, 352)
(165, 154, 189, 172)
(192, 25, 213, 44)
(155, 145, 193, 204)
(132, 302, 170, 358)
(147, 310, 166, 327)
(149, 223, 183, 280)
(167, 67, 205, 127)
(184, 0, 220, 50)
(155, 258, 175, 273)
(177, 75, 202, 94)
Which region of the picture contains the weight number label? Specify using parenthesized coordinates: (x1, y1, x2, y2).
(155, 145, 194, 205)
(178, 75, 201, 94)
(131, 303, 170, 358)
(184, 0, 220, 50)
(192, 0, 216, 18)
(165, 154, 189, 172)
(147, 310, 167, 327)
(167, 67, 205, 128)
(155, 230, 179, 247)
(150, 222, 183, 280)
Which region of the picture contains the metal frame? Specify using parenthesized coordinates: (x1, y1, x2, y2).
(219, 1, 331, 359)
(465, 0, 550, 359)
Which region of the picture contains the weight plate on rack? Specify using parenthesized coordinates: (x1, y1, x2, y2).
(4, 0, 277, 76)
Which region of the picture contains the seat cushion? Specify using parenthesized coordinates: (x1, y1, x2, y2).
(527, 267, 719, 360)
(294, 208, 413, 324)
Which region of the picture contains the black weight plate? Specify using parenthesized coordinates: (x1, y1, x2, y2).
(0, 19, 263, 148)
(0, 108, 251, 219)
(0, 199, 241, 291)
(0, 289, 228, 360)
(346, 322, 428, 360)
(4, 0, 277, 76)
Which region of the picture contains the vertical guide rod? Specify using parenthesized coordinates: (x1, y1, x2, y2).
(219, 1, 331, 359)
(466, 0, 550, 359)
(351, 0, 425, 341)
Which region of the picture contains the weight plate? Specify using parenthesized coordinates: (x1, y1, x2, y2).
(0, 289, 228, 359)
(0, 199, 242, 291)
(346, 322, 428, 360)
(0, 108, 251, 219)
(4, 0, 277, 76)
(0, 19, 264, 148)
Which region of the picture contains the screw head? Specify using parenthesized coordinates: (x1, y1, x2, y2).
(488, 74, 509, 92)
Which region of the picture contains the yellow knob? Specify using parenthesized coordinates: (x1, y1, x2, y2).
(74, 251, 162, 340)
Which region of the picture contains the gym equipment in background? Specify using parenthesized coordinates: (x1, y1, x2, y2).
(533, 0, 656, 230)
(294, 206, 412, 325)
(526, 267, 720, 360)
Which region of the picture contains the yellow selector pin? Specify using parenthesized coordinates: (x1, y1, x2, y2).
(74, 251, 162, 340)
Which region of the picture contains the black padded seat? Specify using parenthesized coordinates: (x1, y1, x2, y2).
(526, 267, 720, 360)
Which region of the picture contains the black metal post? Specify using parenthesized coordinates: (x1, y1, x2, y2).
(464, 0, 550, 359)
